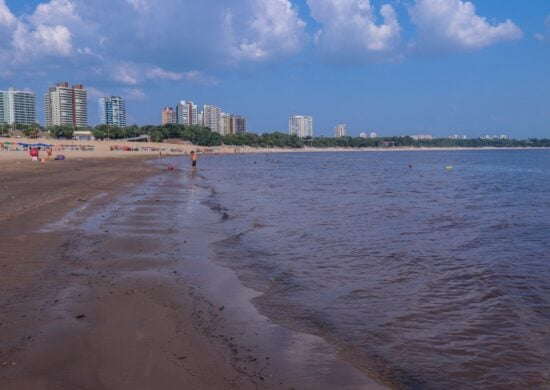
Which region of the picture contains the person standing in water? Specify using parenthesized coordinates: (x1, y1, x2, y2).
(190, 151, 197, 168)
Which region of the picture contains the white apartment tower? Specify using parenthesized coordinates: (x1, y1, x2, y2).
(203, 104, 221, 133)
(176, 100, 198, 126)
(99, 96, 126, 127)
(44, 82, 88, 128)
(334, 124, 347, 138)
(289, 115, 313, 138)
(0, 89, 37, 125)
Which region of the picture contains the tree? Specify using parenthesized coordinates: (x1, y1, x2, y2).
(49, 125, 74, 139)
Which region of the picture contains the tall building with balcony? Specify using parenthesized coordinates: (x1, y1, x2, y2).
(161, 107, 177, 125)
(289, 115, 313, 138)
(220, 112, 231, 135)
(334, 124, 347, 138)
(203, 104, 221, 133)
(176, 100, 198, 126)
(99, 96, 126, 127)
(0, 88, 37, 125)
(230, 115, 246, 134)
(44, 82, 88, 128)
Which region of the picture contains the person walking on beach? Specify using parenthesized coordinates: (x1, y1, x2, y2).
(190, 151, 197, 168)
(29, 147, 39, 163)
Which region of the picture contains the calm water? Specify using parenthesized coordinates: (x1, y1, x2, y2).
(196, 150, 550, 389)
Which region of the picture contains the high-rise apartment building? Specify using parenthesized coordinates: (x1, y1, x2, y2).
(203, 104, 221, 133)
(161, 107, 177, 125)
(334, 124, 347, 138)
(220, 112, 231, 135)
(176, 100, 198, 126)
(230, 115, 246, 134)
(0, 88, 37, 125)
(289, 115, 313, 138)
(99, 96, 126, 127)
(44, 82, 87, 128)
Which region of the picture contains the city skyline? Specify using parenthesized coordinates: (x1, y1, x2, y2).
(0, 1, 548, 138)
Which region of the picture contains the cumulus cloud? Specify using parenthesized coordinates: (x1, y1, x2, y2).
(0, 0, 15, 27)
(0, 0, 307, 86)
(29, 0, 80, 25)
(228, 0, 306, 62)
(410, 0, 522, 51)
(13, 23, 72, 59)
(307, 0, 401, 63)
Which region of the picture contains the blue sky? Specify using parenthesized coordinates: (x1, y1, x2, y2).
(0, 0, 548, 138)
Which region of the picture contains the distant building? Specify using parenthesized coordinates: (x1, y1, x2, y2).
(410, 134, 432, 140)
(161, 107, 176, 125)
(203, 104, 221, 133)
(99, 96, 126, 127)
(44, 82, 87, 128)
(176, 100, 198, 126)
(449, 134, 467, 140)
(334, 124, 347, 138)
(289, 115, 313, 138)
(231, 115, 246, 134)
(0, 88, 37, 125)
(359, 132, 368, 139)
(220, 112, 231, 135)
(369, 132, 378, 138)
(198, 111, 203, 126)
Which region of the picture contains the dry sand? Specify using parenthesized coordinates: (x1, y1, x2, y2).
(0, 156, 387, 389)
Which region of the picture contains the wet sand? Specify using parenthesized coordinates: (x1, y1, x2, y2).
(0, 157, 387, 389)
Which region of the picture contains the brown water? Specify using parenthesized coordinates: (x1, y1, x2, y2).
(175, 150, 550, 389)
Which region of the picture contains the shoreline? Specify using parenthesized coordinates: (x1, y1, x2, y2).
(1, 137, 548, 164)
(0, 157, 387, 389)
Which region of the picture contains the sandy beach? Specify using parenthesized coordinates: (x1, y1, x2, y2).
(3, 137, 542, 165)
(0, 155, 387, 389)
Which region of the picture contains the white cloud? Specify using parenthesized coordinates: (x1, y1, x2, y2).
(124, 88, 147, 101)
(126, 0, 149, 13)
(147, 67, 183, 81)
(410, 0, 522, 51)
(13, 23, 72, 58)
(230, 0, 306, 62)
(0, 0, 307, 79)
(307, 0, 401, 63)
(0, 0, 15, 27)
(534, 15, 550, 42)
(29, 0, 80, 25)
(87, 86, 107, 100)
(112, 64, 140, 85)
(182, 70, 220, 86)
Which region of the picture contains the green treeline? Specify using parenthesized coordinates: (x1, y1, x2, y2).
(3, 122, 549, 148)
(91, 124, 306, 148)
(91, 125, 550, 148)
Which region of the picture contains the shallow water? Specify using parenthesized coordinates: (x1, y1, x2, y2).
(175, 150, 550, 389)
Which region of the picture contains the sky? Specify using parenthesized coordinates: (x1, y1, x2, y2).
(0, 0, 548, 138)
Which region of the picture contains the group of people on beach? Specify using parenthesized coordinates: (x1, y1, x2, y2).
(29, 147, 53, 163)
